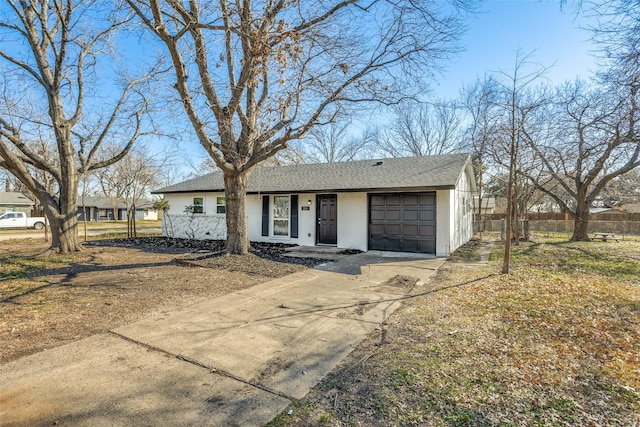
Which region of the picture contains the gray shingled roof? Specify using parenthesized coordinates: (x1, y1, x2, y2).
(154, 154, 472, 194)
(0, 192, 35, 205)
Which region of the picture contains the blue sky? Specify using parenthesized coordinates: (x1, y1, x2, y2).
(432, 0, 598, 98)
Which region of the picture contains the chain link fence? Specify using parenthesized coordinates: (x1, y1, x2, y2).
(475, 219, 640, 237)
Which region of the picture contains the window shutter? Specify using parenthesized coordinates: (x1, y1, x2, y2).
(261, 196, 269, 236)
(290, 195, 299, 238)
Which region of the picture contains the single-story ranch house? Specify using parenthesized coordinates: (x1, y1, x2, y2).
(77, 196, 159, 221)
(0, 192, 35, 215)
(154, 153, 476, 256)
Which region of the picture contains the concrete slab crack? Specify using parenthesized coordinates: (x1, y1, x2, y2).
(108, 331, 296, 402)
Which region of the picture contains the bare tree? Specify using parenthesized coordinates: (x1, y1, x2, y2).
(375, 101, 464, 158)
(1, 167, 30, 194)
(461, 76, 500, 238)
(302, 122, 374, 163)
(600, 169, 640, 206)
(94, 144, 165, 237)
(486, 52, 549, 274)
(125, 0, 471, 254)
(0, 1, 156, 253)
(586, 0, 640, 84)
(520, 79, 640, 241)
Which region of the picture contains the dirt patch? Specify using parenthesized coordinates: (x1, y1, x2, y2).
(447, 237, 487, 262)
(374, 275, 419, 295)
(1, 238, 327, 364)
(383, 275, 418, 289)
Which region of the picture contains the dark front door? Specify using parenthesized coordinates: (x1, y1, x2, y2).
(317, 194, 337, 245)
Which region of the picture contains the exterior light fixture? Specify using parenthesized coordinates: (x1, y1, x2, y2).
(307, 200, 312, 205)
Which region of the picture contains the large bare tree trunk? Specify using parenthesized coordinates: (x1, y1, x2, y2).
(571, 202, 591, 241)
(42, 198, 81, 253)
(224, 171, 251, 255)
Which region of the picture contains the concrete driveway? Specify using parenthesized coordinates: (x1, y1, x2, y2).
(0, 252, 445, 426)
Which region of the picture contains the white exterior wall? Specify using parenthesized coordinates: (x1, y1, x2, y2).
(249, 193, 367, 250)
(296, 195, 319, 245)
(162, 191, 369, 250)
(246, 194, 263, 242)
(434, 167, 475, 257)
(337, 193, 368, 251)
(163, 192, 224, 216)
(247, 194, 316, 246)
(436, 190, 454, 257)
(452, 169, 474, 251)
(162, 192, 227, 239)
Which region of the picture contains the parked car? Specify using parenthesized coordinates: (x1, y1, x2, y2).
(0, 212, 46, 230)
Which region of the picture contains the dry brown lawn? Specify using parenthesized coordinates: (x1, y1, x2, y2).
(270, 235, 640, 426)
(0, 238, 308, 363)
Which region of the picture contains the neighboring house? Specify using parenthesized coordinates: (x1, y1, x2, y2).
(473, 197, 495, 215)
(528, 198, 562, 213)
(77, 196, 158, 221)
(0, 192, 35, 215)
(154, 154, 476, 256)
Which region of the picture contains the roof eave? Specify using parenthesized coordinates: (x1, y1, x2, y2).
(154, 185, 456, 195)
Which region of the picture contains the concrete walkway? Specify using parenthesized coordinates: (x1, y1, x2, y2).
(1, 253, 445, 427)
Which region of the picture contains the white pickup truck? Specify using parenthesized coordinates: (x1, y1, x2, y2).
(0, 212, 46, 230)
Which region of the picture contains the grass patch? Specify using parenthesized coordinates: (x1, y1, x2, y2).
(270, 236, 640, 426)
(0, 253, 81, 281)
(0, 244, 93, 301)
(505, 235, 640, 283)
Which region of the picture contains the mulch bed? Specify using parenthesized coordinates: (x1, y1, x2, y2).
(84, 237, 330, 269)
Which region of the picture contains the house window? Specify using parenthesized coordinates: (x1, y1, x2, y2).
(193, 197, 204, 214)
(273, 196, 289, 236)
(216, 197, 226, 214)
